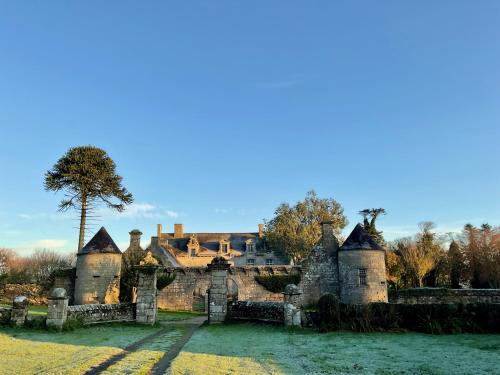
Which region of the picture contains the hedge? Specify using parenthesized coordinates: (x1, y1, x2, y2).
(315, 295, 500, 334)
(254, 274, 301, 293)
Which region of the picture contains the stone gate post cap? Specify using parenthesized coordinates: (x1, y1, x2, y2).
(283, 284, 301, 295)
(13, 295, 29, 308)
(50, 288, 67, 299)
(207, 256, 231, 271)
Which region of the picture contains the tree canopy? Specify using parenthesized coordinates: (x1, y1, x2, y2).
(45, 146, 133, 250)
(264, 190, 348, 264)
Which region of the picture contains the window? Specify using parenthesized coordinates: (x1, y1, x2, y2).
(246, 242, 255, 253)
(358, 268, 367, 286)
(222, 244, 229, 253)
(266, 259, 273, 265)
(247, 259, 255, 265)
(191, 249, 196, 256)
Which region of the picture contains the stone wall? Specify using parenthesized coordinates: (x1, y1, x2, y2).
(228, 301, 284, 323)
(157, 265, 301, 311)
(298, 223, 340, 307)
(67, 303, 135, 324)
(390, 288, 500, 304)
(0, 307, 11, 324)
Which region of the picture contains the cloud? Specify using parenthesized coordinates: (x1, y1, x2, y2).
(99, 203, 179, 220)
(33, 239, 67, 249)
(165, 210, 179, 218)
(254, 79, 302, 89)
(214, 208, 230, 214)
(18, 212, 69, 221)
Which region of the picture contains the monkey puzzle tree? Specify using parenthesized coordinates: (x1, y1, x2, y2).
(359, 208, 386, 245)
(45, 146, 133, 250)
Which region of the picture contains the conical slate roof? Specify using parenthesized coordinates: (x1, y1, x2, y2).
(79, 227, 122, 255)
(340, 223, 383, 251)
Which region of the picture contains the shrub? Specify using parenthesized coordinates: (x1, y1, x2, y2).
(254, 274, 301, 293)
(318, 294, 340, 332)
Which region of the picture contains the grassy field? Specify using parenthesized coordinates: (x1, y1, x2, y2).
(169, 323, 500, 375)
(157, 310, 205, 321)
(0, 323, 184, 374)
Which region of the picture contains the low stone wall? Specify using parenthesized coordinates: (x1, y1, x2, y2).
(389, 288, 500, 304)
(228, 301, 284, 323)
(67, 303, 135, 324)
(0, 307, 11, 324)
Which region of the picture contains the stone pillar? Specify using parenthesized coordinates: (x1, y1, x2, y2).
(11, 296, 29, 326)
(283, 284, 302, 327)
(135, 265, 158, 325)
(46, 288, 69, 330)
(207, 257, 230, 324)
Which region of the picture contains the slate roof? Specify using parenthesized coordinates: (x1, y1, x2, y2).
(79, 227, 122, 255)
(162, 232, 264, 256)
(340, 223, 384, 251)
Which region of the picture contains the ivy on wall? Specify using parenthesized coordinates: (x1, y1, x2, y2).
(157, 273, 176, 291)
(254, 274, 301, 293)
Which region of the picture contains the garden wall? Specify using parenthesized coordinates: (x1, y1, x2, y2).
(228, 301, 284, 323)
(67, 303, 135, 324)
(157, 266, 300, 311)
(389, 288, 500, 304)
(0, 307, 11, 324)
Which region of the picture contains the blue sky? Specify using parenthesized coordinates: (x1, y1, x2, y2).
(0, 1, 499, 254)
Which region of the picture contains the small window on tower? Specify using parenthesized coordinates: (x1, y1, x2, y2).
(358, 268, 367, 286)
(266, 259, 273, 266)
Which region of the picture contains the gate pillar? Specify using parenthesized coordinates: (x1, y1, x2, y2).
(207, 257, 230, 324)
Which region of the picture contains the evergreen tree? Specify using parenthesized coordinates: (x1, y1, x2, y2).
(45, 146, 133, 250)
(359, 208, 386, 246)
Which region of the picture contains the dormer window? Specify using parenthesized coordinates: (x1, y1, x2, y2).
(219, 239, 230, 254)
(246, 240, 255, 253)
(187, 235, 200, 257)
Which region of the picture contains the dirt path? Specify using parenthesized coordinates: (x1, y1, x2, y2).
(83, 316, 206, 375)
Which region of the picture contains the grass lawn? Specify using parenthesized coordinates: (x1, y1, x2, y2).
(157, 309, 205, 322)
(169, 323, 500, 375)
(0, 323, 184, 375)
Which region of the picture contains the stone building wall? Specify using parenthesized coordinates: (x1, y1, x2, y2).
(53, 273, 75, 305)
(74, 253, 122, 305)
(298, 223, 340, 307)
(338, 250, 387, 304)
(157, 265, 301, 311)
(389, 288, 500, 304)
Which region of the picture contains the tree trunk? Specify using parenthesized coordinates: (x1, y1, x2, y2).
(78, 197, 87, 251)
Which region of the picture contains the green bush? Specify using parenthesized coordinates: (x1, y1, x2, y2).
(315, 302, 500, 334)
(318, 294, 340, 332)
(254, 274, 301, 293)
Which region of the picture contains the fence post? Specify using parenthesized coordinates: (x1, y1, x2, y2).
(207, 257, 230, 324)
(283, 284, 302, 327)
(46, 288, 69, 330)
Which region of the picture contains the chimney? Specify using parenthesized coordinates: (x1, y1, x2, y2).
(174, 223, 184, 238)
(129, 229, 142, 248)
(321, 221, 338, 253)
(157, 224, 162, 239)
(258, 223, 264, 238)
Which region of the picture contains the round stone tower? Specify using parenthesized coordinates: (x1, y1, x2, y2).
(338, 224, 388, 304)
(74, 227, 122, 305)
